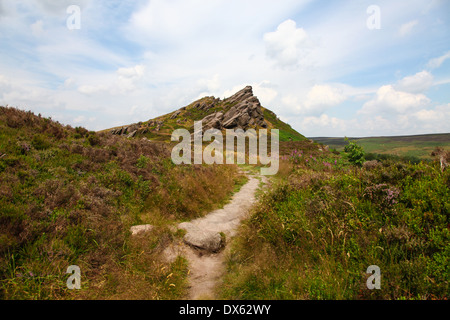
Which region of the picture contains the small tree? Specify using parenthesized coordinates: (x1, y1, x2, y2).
(344, 137, 365, 166)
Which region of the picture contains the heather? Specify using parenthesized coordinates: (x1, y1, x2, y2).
(0, 106, 242, 299)
(220, 141, 449, 299)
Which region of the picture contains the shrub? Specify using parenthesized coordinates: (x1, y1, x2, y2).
(32, 134, 51, 150)
(136, 155, 150, 169)
(74, 126, 88, 137)
(344, 138, 365, 166)
(363, 183, 400, 212)
(87, 134, 100, 146)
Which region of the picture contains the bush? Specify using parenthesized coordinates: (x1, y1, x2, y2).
(136, 155, 150, 169)
(344, 138, 365, 166)
(31, 134, 51, 150)
(87, 134, 100, 146)
(74, 126, 88, 138)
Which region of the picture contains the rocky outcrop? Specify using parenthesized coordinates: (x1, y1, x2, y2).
(111, 124, 140, 137)
(201, 86, 267, 131)
(170, 110, 182, 119)
(192, 97, 220, 112)
(225, 85, 254, 105)
(110, 85, 268, 138)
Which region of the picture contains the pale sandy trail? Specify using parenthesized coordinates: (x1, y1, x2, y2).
(164, 171, 266, 299)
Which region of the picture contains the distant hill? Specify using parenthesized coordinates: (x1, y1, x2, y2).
(104, 86, 306, 142)
(310, 133, 450, 159)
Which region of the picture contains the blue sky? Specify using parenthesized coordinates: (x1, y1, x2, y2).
(0, 0, 449, 137)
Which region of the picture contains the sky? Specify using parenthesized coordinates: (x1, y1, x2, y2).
(0, 0, 449, 137)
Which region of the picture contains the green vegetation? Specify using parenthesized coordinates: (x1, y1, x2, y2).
(344, 138, 365, 166)
(220, 140, 449, 300)
(1, 105, 448, 301)
(262, 108, 306, 142)
(311, 134, 450, 160)
(105, 95, 306, 144)
(0, 106, 244, 299)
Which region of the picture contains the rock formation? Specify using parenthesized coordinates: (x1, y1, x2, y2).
(110, 85, 268, 138)
(201, 86, 267, 131)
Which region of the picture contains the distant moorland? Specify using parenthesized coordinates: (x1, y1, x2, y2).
(310, 134, 450, 160)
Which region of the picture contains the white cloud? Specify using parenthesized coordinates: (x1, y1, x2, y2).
(31, 20, 44, 37)
(398, 20, 418, 37)
(426, 51, 450, 69)
(395, 70, 433, 93)
(35, 0, 88, 15)
(360, 85, 430, 115)
(117, 65, 145, 79)
(116, 64, 145, 93)
(264, 19, 314, 69)
(0, 74, 12, 93)
(304, 85, 346, 111)
(302, 114, 345, 129)
(412, 103, 450, 130)
(413, 109, 440, 122)
(73, 115, 96, 124)
(297, 102, 450, 137)
(77, 64, 145, 96)
(284, 84, 347, 116)
(63, 78, 75, 88)
(73, 115, 86, 123)
(128, 0, 310, 50)
(77, 84, 107, 95)
(291, 113, 359, 137)
(196, 74, 221, 98)
(253, 81, 278, 106)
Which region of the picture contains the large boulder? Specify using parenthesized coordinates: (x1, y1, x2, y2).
(178, 222, 224, 252)
(170, 110, 182, 119)
(202, 112, 224, 130)
(183, 229, 224, 253)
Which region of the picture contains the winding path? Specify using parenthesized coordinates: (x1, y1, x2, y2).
(164, 171, 267, 299)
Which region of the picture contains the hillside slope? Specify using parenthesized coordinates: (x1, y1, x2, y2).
(0, 106, 244, 299)
(106, 86, 306, 142)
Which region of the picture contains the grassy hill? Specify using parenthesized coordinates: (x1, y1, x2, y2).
(103, 88, 306, 143)
(310, 134, 450, 160)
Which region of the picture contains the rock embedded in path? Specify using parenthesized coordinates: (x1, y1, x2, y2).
(184, 230, 224, 253)
(178, 223, 224, 253)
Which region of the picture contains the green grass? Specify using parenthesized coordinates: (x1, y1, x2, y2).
(262, 108, 306, 142)
(311, 134, 450, 159)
